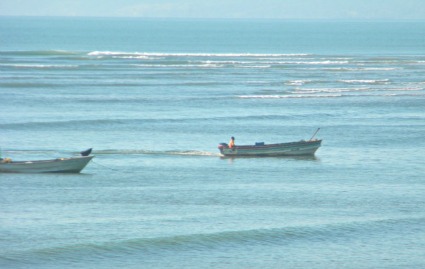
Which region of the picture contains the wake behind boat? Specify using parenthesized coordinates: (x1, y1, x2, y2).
(218, 129, 322, 157)
(0, 148, 94, 173)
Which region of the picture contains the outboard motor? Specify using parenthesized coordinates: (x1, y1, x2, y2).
(218, 143, 228, 154)
(218, 143, 228, 149)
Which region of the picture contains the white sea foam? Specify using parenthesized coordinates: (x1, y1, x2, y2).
(294, 88, 355, 94)
(325, 67, 398, 71)
(115, 55, 152, 60)
(238, 94, 342, 99)
(88, 51, 130, 56)
(88, 51, 312, 58)
(133, 64, 224, 68)
(1, 64, 79, 69)
(386, 87, 423, 91)
(340, 79, 390, 84)
(265, 60, 350, 65)
(286, 80, 313, 86)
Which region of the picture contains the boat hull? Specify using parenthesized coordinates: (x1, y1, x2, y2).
(218, 140, 322, 157)
(0, 156, 94, 173)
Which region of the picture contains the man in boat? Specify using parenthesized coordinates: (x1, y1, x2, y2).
(229, 137, 235, 149)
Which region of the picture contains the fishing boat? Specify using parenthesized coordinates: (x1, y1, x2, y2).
(0, 148, 94, 173)
(218, 129, 322, 157)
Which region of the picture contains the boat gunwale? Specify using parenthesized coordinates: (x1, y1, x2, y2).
(0, 155, 94, 173)
(218, 139, 322, 157)
(227, 139, 322, 150)
(1, 155, 94, 165)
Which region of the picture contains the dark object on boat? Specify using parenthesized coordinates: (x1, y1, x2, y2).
(80, 148, 92, 156)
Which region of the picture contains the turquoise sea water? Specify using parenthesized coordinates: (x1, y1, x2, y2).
(1, 17, 425, 269)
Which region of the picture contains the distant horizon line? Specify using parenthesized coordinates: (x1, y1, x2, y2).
(1, 15, 424, 23)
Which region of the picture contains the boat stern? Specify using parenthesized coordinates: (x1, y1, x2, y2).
(218, 143, 229, 154)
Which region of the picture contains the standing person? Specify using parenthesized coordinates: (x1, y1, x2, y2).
(229, 137, 235, 148)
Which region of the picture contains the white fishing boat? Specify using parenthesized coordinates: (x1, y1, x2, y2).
(218, 139, 322, 157)
(218, 129, 322, 157)
(0, 148, 94, 173)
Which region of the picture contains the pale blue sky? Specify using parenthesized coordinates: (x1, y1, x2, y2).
(1, 0, 424, 20)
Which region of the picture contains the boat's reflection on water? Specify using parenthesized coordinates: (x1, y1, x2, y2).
(220, 154, 320, 163)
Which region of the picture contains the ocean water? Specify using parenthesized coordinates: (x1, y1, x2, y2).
(1, 17, 425, 269)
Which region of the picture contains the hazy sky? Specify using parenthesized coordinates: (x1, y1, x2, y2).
(1, 0, 424, 20)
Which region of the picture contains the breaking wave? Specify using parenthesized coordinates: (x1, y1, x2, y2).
(339, 79, 390, 84)
(87, 51, 312, 58)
